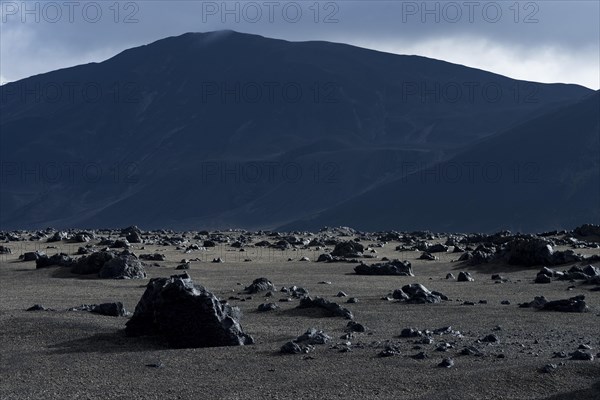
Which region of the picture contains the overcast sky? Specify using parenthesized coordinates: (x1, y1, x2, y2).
(1, 1, 599, 89)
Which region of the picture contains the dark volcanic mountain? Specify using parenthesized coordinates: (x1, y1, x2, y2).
(0, 31, 595, 231)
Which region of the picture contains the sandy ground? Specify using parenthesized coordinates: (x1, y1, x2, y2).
(1, 236, 599, 400)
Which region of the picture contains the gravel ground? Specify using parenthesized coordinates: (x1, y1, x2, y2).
(1, 236, 599, 400)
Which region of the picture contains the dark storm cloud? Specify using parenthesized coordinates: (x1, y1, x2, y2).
(1, 1, 598, 88)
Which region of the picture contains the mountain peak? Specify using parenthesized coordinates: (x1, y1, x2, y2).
(0, 33, 595, 231)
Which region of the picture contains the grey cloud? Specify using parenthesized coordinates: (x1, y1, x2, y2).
(1, 1, 598, 87)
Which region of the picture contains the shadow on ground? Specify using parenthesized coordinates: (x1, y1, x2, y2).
(47, 330, 166, 354)
(542, 381, 600, 400)
(50, 267, 106, 280)
(279, 305, 352, 320)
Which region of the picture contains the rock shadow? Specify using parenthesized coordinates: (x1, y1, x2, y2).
(47, 330, 166, 354)
(542, 381, 600, 400)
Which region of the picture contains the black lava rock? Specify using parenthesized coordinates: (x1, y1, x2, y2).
(257, 303, 279, 312)
(354, 259, 413, 276)
(438, 358, 454, 368)
(125, 273, 253, 348)
(35, 253, 74, 269)
(457, 271, 474, 282)
(244, 278, 276, 294)
(331, 241, 364, 258)
(297, 297, 354, 320)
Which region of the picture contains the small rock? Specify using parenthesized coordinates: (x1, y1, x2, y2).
(460, 346, 483, 356)
(26, 304, 49, 311)
(379, 344, 401, 357)
(297, 297, 353, 319)
(535, 274, 552, 284)
(570, 350, 594, 361)
(419, 252, 437, 261)
(481, 334, 500, 343)
(346, 321, 366, 332)
(244, 278, 276, 294)
(438, 358, 454, 368)
(539, 364, 558, 373)
(257, 303, 279, 312)
(411, 351, 428, 360)
(457, 271, 474, 282)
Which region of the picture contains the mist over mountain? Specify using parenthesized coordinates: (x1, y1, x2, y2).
(0, 31, 596, 232)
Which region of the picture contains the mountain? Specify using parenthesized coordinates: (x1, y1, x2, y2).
(0, 31, 595, 231)
(282, 91, 600, 233)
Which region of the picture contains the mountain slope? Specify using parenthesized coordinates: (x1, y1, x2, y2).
(282, 91, 600, 232)
(0, 31, 594, 230)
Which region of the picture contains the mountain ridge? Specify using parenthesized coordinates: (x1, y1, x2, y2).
(0, 31, 595, 231)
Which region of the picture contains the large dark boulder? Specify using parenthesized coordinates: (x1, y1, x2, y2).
(74, 232, 93, 243)
(110, 239, 130, 249)
(35, 253, 74, 268)
(121, 226, 143, 243)
(280, 328, 331, 354)
(505, 238, 554, 266)
(21, 251, 45, 261)
(457, 271, 474, 282)
(126, 231, 143, 243)
(331, 241, 364, 258)
(121, 225, 142, 237)
(72, 250, 145, 279)
(428, 243, 449, 253)
(536, 265, 598, 283)
(139, 253, 166, 261)
(317, 253, 334, 262)
(541, 296, 588, 313)
(297, 297, 354, 319)
(281, 285, 309, 298)
(550, 250, 585, 265)
(47, 231, 68, 242)
(91, 302, 127, 316)
(244, 278, 276, 294)
(468, 246, 497, 265)
(354, 260, 413, 276)
(125, 273, 254, 348)
(520, 295, 588, 312)
(72, 251, 115, 274)
(98, 252, 146, 279)
(398, 283, 448, 304)
(574, 224, 600, 237)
